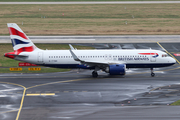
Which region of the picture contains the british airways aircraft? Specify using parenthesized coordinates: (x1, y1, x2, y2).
(4, 23, 176, 77)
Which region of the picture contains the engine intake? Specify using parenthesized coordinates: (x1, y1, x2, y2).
(105, 64, 126, 75)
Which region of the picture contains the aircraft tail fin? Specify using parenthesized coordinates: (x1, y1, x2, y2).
(7, 23, 37, 55)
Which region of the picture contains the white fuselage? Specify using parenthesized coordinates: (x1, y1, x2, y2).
(17, 49, 176, 69)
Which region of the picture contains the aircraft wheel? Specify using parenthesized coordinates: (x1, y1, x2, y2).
(92, 71, 98, 78)
(151, 73, 155, 77)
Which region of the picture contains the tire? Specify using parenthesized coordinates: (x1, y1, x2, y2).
(151, 73, 155, 77)
(92, 71, 98, 78)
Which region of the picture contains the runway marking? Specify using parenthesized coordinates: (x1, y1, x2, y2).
(0, 82, 26, 120)
(16, 87, 26, 120)
(157, 42, 180, 64)
(26, 78, 90, 90)
(128, 66, 180, 76)
(168, 89, 179, 92)
(55, 91, 60, 93)
(1, 78, 89, 119)
(156, 66, 180, 72)
(45, 91, 51, 93)
(26, 93, 40, 96)
(64, 91, 69, 93)
(8, 92, 13, 94)
(0, 109, 19, 114)
(166, 94, 177, 97)
(17, 92, 22, 94)
(26, 93, 55, 96)
(41, 93, 55, 96)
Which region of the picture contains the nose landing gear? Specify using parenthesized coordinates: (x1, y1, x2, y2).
(151, 68, 155, 77)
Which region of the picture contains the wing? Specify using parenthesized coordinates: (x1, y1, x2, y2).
(69, 50, 125, 67)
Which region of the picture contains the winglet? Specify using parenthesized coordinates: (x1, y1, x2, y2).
(69, 49, 81, 61)
(69, 44, 75, 50)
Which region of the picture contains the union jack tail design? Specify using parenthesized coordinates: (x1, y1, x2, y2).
(4, 23, 38, 59)
(7, 23, 37, 54)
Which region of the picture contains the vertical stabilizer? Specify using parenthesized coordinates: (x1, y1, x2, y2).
(7, 23, 37, 55)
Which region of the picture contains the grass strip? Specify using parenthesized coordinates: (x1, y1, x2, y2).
(0, 67, 70, 73)
(0, 4, 180, 35)
(0, 0, 180, 1)
(171, 100, 180, 106)
(1, 0, 179, 1)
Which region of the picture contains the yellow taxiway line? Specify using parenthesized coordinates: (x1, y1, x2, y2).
(0, 78, 90, 120)
(26, 93, 55, 96)
(0, 109, 19, 114)
(26, 78, 90, 90)
(157, 42, 180, 64)
(0, 82, 26, 120)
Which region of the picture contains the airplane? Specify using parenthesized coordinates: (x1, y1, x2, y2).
(4, 23, 176, 77)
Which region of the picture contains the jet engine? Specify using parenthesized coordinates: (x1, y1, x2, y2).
(104, 64, 126, 75)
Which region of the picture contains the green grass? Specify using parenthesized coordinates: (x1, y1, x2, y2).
(171, 100, 180, 106)
(0, 43, 93, 73)
(0, 4, 180, 35)
(0, 67, 70, 73)
(0, 0, 179, 1)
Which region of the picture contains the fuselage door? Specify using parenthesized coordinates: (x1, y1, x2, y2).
(38, 52, 43, 62)
(150, 53, 156, 62)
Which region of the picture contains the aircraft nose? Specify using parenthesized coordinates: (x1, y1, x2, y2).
(171, 57, 176, 64)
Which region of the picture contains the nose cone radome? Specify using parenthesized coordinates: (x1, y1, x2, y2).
(170, 57, 176, 64)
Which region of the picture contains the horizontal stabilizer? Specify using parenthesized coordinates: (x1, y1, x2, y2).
(4, 52, 28, 59)
(7, 54, 28, 57)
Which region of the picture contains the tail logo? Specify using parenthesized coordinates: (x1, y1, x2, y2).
(7, 23, 36, 55)
(11, 39, 29, 47)
(8, 27, 28, 40)
(5, 23, 37, 59)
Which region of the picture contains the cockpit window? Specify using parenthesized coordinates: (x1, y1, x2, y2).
(162, 54, 168, 57)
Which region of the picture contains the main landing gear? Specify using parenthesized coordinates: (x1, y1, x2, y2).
(92, 71, 98, 78)
(92, 67, 100, 78)
(151, 68, 155, 77)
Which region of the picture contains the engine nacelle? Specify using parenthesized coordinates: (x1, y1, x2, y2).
(105, 64, 126, 75)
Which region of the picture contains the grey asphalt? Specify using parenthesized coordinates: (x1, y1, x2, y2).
(1, 35, 180, 43)
(1, 1, 180, 4)
(0, 43, 180, 120)
(0, 65, 180, 120)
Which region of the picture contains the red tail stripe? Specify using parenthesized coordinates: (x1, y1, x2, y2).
(4, 46, 34, 59)
(4, 52, 15, 59)
(15, 46, 34, 55)
(139, 53, 158, 55)
(8, 27, 28, 40)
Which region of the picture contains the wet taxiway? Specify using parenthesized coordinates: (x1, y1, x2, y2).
(0, 42, 180, 120)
